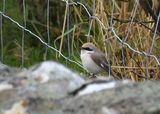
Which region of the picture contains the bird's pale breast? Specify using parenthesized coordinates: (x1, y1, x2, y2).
(80, 52, 103, 74)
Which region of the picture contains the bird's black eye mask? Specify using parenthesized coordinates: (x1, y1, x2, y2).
(81, 47, 93, 51)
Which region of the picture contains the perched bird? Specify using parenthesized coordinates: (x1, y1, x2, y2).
(80, 43, 112, 77)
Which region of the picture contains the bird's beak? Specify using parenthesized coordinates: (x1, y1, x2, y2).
(80, 47, 84, 50)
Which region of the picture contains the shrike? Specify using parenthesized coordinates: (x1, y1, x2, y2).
(80, 43, 112, 76)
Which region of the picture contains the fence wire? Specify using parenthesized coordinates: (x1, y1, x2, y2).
(0, 11, 84, 69)
(0, 0, 160, 75)
(71, 1, 160, 65)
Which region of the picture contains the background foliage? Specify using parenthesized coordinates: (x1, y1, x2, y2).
(0, 0, 160, 81)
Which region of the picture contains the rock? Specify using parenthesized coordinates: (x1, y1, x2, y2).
(3, 99, 29, 114)
(61, 81, 160, 114)
(0, 61, 160, 114)
(27, 61, 85, 99)
(0, 62, 19, 80)
(0, 61, 85, 113)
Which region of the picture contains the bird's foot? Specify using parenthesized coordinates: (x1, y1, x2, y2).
(88, 74, 97, 79)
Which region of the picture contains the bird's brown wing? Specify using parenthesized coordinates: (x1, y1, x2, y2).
(90, 51, 111, 72)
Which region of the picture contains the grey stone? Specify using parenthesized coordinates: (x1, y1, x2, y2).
(0, 61, 85, 113)
(0, 61, 160, 114)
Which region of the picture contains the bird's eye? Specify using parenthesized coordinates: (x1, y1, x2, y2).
(81, 47, 93, 51)
(84, 47, 93, 51)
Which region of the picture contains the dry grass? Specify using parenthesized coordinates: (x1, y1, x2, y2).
(58, 0, 160, 81)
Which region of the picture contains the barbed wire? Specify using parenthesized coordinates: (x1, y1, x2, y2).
(0, 11, 84, 69)
(124, 0, 139, 42)
(62, 0, 160, 65)
(150, 12, 160, 53)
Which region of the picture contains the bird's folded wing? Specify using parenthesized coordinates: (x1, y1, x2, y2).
(91, 52, 111, 71)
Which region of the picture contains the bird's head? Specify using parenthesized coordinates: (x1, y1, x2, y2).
(80, 43, 98, 54)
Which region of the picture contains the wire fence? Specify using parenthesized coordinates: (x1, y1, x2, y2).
(0, 0, 160, 80)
